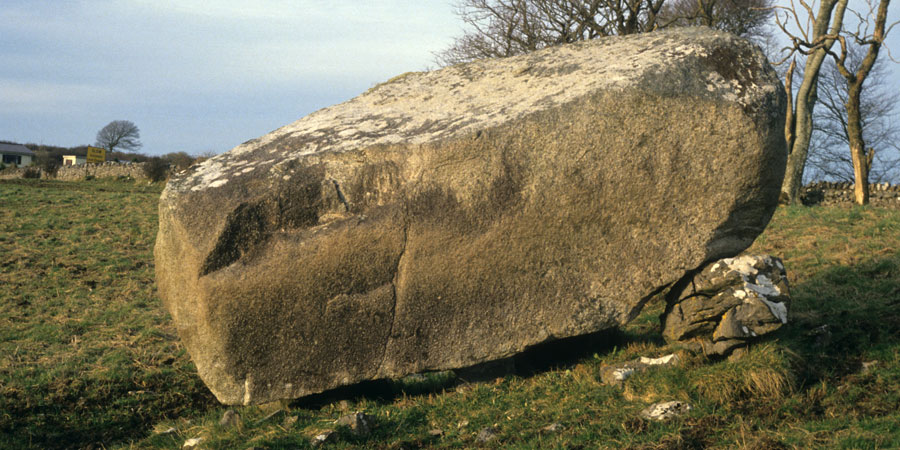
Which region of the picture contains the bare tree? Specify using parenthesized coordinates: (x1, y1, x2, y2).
(822, 0, 897, 204)
(436, 0, 665, 66)
(657, 0, 776, 43)
(775, 0, 849, 205)
(436, 0, 779, 66)
(806, 47, 900, 184)
(95, 120, 142, 153)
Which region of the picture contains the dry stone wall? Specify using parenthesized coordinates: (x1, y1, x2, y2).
(0, 162, 152, 181)
(802, 181, 900, 207)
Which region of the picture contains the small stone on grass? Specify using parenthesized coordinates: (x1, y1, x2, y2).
(476, 426, 498, 443)
(311, 430, 337, 447)
(282, 415, 298, 428)
(640, 401, 692, 421)
(541, 423, 564, 433)
(335, 411, 374, 436)
(219, 409, 241, 428)
(182, 437, 203, 449)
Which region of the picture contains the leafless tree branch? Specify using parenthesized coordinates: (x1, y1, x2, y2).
(95, 120, 142, 153)
(435, 0, 774, 65)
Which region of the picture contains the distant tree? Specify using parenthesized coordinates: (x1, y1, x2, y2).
(777, 0, 896, 204)
(30, 146, 61, 169)
(806, 46, 900, 185)
(27, 143, 83, 169)
(108, 150, 151, 163)
(774, 0, 849, 205)
(41, 158, 60, 178)
(95, 120, 142, 153)
(820, 0, 896, 204)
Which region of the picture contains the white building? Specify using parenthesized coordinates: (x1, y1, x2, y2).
(63, 155, 87, 166)
(0, 142, 34, 167)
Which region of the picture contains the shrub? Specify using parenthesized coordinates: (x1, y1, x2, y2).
(143, 157, 170, 182)
(42, 160, 59, 178)
(22, 167, 41, 179)
(161, 151, 195, 171)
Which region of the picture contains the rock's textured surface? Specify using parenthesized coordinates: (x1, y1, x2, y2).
(662, 255, 791, 356)
(155, 27, 787, 405)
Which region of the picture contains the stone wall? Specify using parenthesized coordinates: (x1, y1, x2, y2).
(0, 162, 152, 181)
(801, 181, 900, 207)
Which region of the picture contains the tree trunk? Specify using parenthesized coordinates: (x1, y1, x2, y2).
(780, 0, 848, 205)
(846, 75, 870, 204)
(834, 0, 891, 205)
(782, 60, 823, 204)
(850, 146, 870, 204)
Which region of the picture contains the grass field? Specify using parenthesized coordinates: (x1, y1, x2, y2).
(1, 178, 898, 449)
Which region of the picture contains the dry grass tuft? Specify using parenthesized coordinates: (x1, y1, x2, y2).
(690, 344, 796, 405)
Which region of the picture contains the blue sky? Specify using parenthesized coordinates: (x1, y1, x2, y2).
(1, 1, 898, 156)
(1, 1, 461, 155)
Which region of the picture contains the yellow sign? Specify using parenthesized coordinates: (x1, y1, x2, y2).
(86, 146, 106, 164)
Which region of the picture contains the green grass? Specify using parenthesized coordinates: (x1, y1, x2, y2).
(2, 179, 899, 449)
(0, 179, 216, 449)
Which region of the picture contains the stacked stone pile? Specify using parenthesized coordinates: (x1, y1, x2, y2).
(802, 181, 900, 207)
(662, 255, 790, 358)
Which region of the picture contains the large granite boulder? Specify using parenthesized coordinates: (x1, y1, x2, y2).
(155, 27, 787, 405)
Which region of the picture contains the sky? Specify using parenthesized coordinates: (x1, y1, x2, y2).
(0, 1, 461, 155)
(1, 1, 898, 157)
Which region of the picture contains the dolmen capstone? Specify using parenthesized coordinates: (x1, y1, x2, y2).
(155, 27, 787, 405)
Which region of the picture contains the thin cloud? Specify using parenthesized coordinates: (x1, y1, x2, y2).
(0, 79, 119, 114)
(0, 1, 461, 154)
